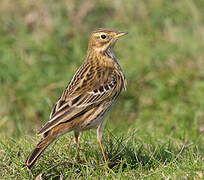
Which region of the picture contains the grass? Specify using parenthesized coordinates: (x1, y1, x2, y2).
(1, 130, 203, 179)
(0, 0, 204, 179)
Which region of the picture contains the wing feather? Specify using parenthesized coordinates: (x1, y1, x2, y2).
(38, 64, 121, 135)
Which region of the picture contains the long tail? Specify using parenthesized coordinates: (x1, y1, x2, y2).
(23, 134, 57, 169)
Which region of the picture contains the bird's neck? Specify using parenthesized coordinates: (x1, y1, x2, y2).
(102, 47, 124, 73)
(101, 47, 115, 59)
(86, 47, 124, 74)
(86, 47, 113, 65)
(86, 47, 127, 89)
(102, 47, 126, 86)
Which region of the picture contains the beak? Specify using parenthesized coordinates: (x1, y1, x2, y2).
(115, 32, 128, 38)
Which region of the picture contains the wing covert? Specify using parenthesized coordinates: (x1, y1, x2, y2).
(38, 64, 121, 135)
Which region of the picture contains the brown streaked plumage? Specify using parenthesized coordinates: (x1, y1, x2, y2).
(23, 28, 127, 169)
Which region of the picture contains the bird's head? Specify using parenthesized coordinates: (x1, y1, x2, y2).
(88, 28, 128, 53)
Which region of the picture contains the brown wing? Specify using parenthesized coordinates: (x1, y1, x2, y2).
(38, 62, 122, 135)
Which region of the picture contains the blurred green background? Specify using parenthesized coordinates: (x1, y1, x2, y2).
(0, 0, 203, 141)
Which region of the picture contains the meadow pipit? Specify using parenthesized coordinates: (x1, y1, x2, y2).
(23, 28, 127, 169)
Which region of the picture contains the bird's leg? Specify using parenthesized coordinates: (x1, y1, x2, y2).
(97, 123, 107, 162)
(74, 130, 81, 162)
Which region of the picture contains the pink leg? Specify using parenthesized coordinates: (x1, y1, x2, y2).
(97, 123, 107, 162)
(74, 131, 81, 161)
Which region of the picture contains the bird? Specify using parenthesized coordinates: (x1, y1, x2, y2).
(23, 28, 127, 169)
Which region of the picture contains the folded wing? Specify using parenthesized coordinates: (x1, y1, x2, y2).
(38, 64, 120, 136)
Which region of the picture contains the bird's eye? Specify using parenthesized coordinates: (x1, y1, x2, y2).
(101, 34, 106, 39)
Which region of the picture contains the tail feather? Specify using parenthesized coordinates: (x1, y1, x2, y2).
(23, 135, 56, 169)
